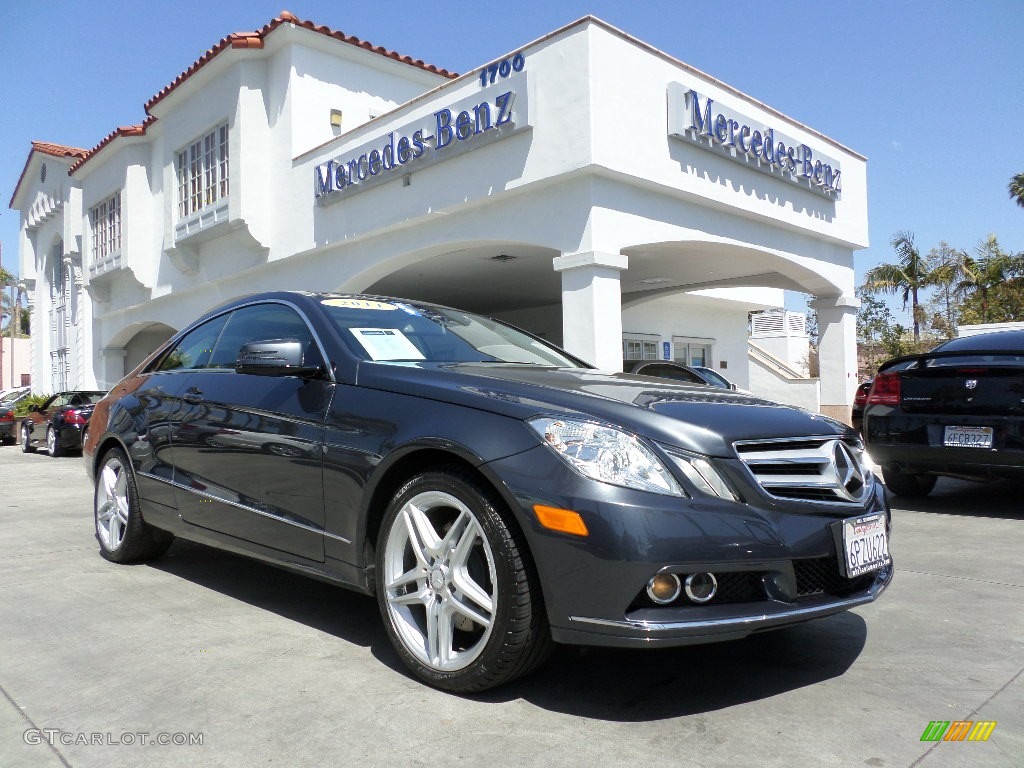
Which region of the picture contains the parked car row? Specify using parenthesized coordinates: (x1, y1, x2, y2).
(2, 390, 108, 456)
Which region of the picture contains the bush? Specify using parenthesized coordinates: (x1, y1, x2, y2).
(13, 394, 51, 418)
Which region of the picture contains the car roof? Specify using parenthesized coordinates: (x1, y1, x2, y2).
(932, 330, 1024, 352)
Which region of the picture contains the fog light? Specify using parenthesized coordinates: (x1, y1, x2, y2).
(684, 572, 718, 603)
(646, 573, 682, 604)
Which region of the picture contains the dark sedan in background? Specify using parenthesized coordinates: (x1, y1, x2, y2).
(0, 387, 32, 444)
(85, 292, 891, 692)
(864, 330, 1024, 497)
(21, 391, 107, 457)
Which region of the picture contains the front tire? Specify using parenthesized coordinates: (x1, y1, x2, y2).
(46, 426, 64, 458)
(376, 468, 552, 693)
(21, 424, 35, 453)
(94, 447, 173, 562)
(882, 465, 937, 498)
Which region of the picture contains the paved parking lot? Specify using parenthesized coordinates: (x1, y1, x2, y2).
(0, 446, 1021, 767)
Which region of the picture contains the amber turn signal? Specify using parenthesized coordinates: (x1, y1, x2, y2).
(533, 504, 589, 536)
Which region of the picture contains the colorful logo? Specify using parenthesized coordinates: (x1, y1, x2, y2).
(920, 721, 997, 742)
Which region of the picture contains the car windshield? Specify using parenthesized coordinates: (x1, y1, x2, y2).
(0, 390, 26, 405)
(321, 298, 582, 367)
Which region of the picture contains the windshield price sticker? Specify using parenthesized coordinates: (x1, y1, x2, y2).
(841, 514, 891, 578)
(350, 328, 425, 361)
(943, 425, 993, 448)
(322, 299, 395, 311)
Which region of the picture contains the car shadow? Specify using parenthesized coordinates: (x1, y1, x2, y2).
(147, 539, 389, 653)
(888, 477, 1024, 519)
(468, 613, 867, 720)
(147, 540, 869, 720)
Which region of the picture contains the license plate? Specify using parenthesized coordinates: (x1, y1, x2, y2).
(943, 425, 993, 448)
(841, 514, 891, 578)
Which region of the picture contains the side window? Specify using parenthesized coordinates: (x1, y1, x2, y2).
(156, 315, 229, 372)
(207, 303, 320, 370)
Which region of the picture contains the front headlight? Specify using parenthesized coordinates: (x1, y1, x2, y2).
(527, 417, 683, 496)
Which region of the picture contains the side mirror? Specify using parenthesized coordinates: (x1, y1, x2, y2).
(235, 339, 321, 378)
(28, 404, 39, 413)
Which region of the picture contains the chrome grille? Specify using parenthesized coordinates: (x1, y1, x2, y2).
(734, 436, 869, 504)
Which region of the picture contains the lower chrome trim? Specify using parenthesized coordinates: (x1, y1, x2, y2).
(136, 470, 352, 544)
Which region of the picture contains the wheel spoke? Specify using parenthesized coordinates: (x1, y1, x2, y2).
(448, 514, 481, 570)
(451, 570, 494, 619)
(448, 588, 493, 629)
(425, 598, 454, 667)
(388, 584, 431, 607)
(102, 465, 119, 499)
(402, 503, 441, 564)
(439, 509, 472, 554)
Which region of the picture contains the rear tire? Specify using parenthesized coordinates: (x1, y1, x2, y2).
(882, 465, 937, 498)
(46, 426, 64, 458)
(376, 467, 553, 693)
(94, 447, 173, 562)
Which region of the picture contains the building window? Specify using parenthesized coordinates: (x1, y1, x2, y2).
(89, 193, 122, 260)
(176, 123, 229, 219)
(623, 335, 660, 361)
(673, 337, 714, 368)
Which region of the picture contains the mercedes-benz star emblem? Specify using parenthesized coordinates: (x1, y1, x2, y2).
(831, 441, 865, 501)
(965, 379, 978, 390)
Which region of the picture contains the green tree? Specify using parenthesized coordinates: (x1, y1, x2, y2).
(1010, 172, 1024, 208)
(0, 266, 14, 332)
(863, 231, 940, 341)
(953, 235, 1024, 324)
(924, 241, 965, 339)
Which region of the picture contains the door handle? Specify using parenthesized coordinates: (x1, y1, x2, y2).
(182, 388, 204, 405)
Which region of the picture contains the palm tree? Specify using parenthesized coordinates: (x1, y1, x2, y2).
(954, 235, 1021, 323)
(862, 231, 938, 341)
(1010, 172, 1024, 208)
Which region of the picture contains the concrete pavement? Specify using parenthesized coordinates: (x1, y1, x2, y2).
(0, 446, 1021, 767)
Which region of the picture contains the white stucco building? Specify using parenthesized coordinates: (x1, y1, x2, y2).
(9, 12, 866, 421)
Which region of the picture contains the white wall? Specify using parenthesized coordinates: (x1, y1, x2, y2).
(0, 337, 31, 390)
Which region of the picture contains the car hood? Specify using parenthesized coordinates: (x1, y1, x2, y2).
(355, 362, 851, 457)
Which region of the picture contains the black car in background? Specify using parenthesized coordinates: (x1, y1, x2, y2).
(0, 388, 32, 444)
(864, 330, 1024, 497)
(624, 360, 709, 385)
(21, 391, 107, 457)
(85, 292, 891, 692)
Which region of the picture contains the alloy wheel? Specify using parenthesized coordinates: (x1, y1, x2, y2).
(381, 490, 497, 673)
(95, 455, 130, 551)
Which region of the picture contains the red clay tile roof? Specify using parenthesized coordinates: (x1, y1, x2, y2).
(8, 141, 91, 208)
(143, 10, 456, 115)
(66, 10, 456, 175)
(30, 141, 89, 160)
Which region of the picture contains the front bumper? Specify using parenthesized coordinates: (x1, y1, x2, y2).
(484, 445, 892, 648)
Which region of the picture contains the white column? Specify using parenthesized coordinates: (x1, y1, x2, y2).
(553, 251, 628, 371)
(810, 295, 860, 424)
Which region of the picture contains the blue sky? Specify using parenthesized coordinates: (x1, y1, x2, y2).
(2, 1, 1021, 322)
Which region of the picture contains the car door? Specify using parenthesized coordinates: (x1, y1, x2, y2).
(124, 313, 231, 508)
(171, 301, 332, 562)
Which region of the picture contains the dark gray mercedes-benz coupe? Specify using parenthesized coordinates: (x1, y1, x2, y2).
(84, 291, 891, 692)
